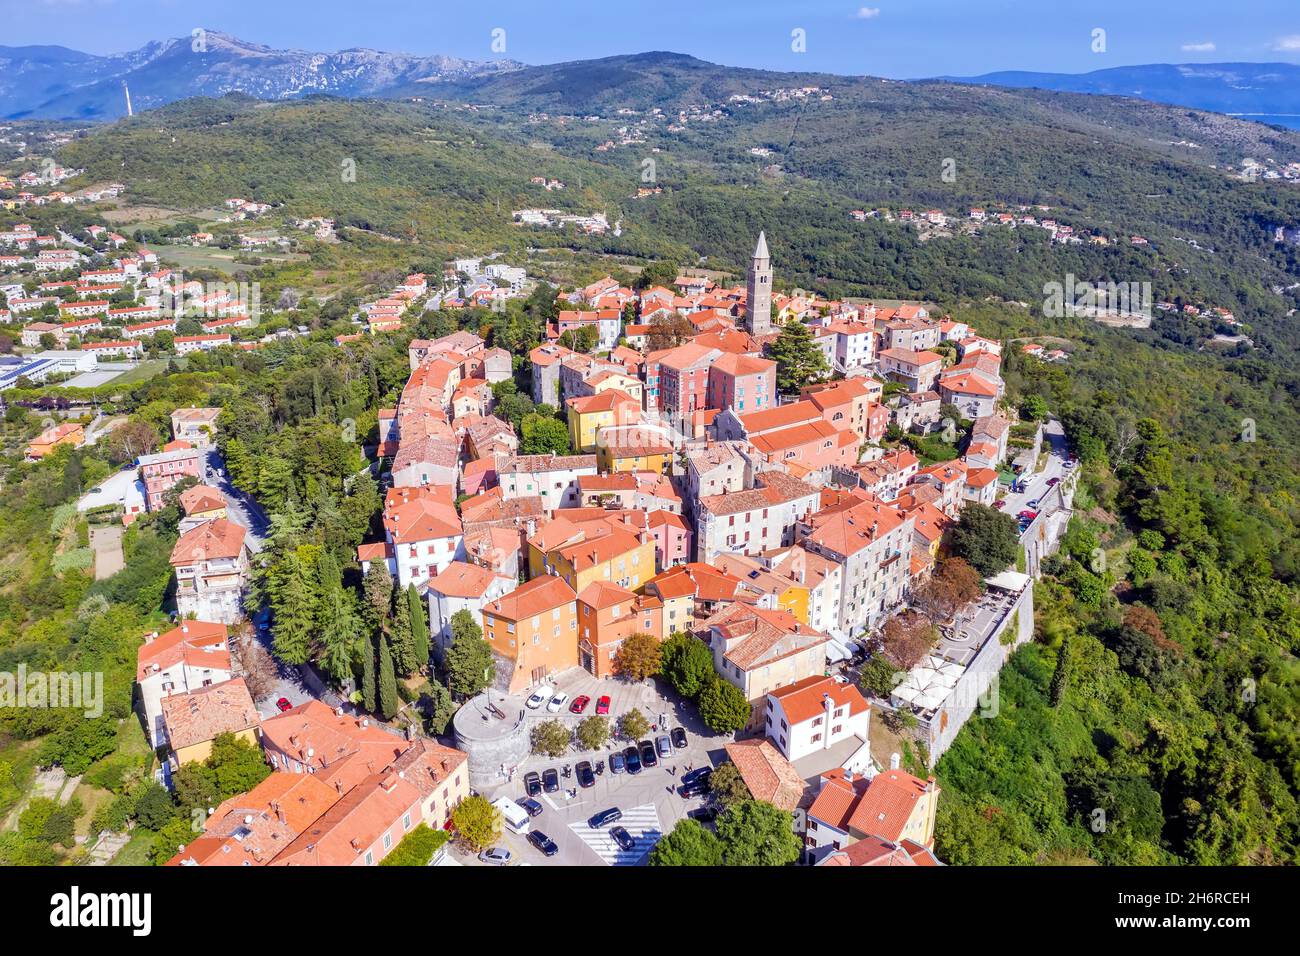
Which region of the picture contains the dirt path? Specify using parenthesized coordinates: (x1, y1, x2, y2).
(90, 525, 124, 580)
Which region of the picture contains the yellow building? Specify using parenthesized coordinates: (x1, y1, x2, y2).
(714, 553, 811, 625)
(159, 678, 260, 767)
(597, 442, 671, 474)
(532, 521, 656, 594)
(566, 389, 641, 453)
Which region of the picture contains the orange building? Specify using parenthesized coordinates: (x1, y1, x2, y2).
(482, 575, 579, 693)
(575, 581, 664, 678)
(25, 422, 84, 460)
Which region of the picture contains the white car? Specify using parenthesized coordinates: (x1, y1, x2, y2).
(526, 685, 554, 710)
(546, 691, 570, 713)
(479, 847, 512, 866)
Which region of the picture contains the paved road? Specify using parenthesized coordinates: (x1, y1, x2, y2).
(204, 449, 269, 553)
(998, 418, 1072, 539)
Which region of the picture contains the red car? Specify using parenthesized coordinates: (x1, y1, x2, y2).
(1018, 510, 1038, 521)
(275, 697, 293, 712)
(595, 695, 611, 715)
(993, 499, 1006, 509)
(569, 694, 591, 714)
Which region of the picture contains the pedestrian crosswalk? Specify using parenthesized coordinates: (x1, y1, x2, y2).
(568, 803, 663, 865)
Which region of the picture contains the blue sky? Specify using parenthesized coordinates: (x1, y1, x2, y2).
(5, 0, 1300, 78)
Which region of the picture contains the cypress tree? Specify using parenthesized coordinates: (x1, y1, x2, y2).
(389, 587, 417, 676)
(361, 632, 377, 713)
(378, 632, 398, 719)
(407, 584, 429, 671)
(1050, 637, 1071, 708)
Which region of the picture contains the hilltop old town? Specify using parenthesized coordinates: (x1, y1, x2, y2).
(6, 210, 1079, 868)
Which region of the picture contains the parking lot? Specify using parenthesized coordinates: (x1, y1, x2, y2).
(461, 669, 735, 866)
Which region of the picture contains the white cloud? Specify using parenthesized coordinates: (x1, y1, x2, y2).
(1273, 35, 1300, 52)
(1180, 42, 1216, 53)
(855, 7, 881, 19)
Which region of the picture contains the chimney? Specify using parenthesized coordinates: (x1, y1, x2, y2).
(890, 752, 901, 770)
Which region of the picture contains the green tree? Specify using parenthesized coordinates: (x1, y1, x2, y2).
(716, 799, 801, 866)
(270, 553, 315, 664)
(707, 760, 753, 807)
(378, 631, 399, 719)
(660, 633, 715, 698)
(947, 503, 1019, 576)
(619, 708, 651, 740)
(648, 818, 724, 866)
(614, 632, 662, 682)
(451, 795, 502, 852)
(521, 412, 571, 455)
(576, 715, 610, 750)
(388, 585, 418, 676)
(360, 632, 377, 713)
(379, 823, 450, 866)
(531, 719, 572, 757)
(1049, 636, 1071, 707)
(445, 610, 496, 698)
(698, 677, 750, 733)
(1020, 395, 1049, 421)
(769, 321, 828, 394)
(407, 584, 430, 671)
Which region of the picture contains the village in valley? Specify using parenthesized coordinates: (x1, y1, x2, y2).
(1, 171, 1083, 867)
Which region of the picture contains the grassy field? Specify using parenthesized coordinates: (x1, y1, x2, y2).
(107, 359, 173, 387)
(155, 244, 307, 274)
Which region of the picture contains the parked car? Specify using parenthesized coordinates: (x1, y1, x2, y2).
(526, 684, 554, 710)
(524, 772, 542, 797)
(681, 767, 712, 788)
(516, 797, 544, 818)
(576, 760, 595, 788)
(671, 727, 688, 750)
(542, 768, 560, 793)
(1018, 510, 1038, 520)
(275, 697, 293, 712)
(993, 499, 1006, 509)
(609, 751, 627, 774)
(595, 695, 611, 715)
(655, 735, 673, 759)
(479, 847, 512, 866)
(569, 694, 591, 714)
(624, 746, 642, 775)
(1026, 498, 1041, 510)
(1046, 477, 1061, 486)
(639, 740, 658, 767)
(687, 805, 718, 823)
(546, 691, 570, 713)
(527, 831, 558, 857)
(609, 826, 636, 852)
(588, 807, 623, 829)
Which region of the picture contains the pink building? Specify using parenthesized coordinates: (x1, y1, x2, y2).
(657, 343, 719, 420)
(706, 353, 776, 414)
(138, 440, 203, 511)
(649, 510, 692, 571)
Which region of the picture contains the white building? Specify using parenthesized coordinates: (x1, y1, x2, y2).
(765, 675, 871, 766)
(498, 453, 598, 513)
(135, 621, 232, 747)
(425, 561, 515, 660)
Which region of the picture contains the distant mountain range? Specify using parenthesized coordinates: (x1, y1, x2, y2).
(4, 32, 1300, 131)
(0, 31, 521, 120)
(948, 62, 1300, 128)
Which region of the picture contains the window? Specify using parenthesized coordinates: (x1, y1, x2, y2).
(403, 813, 412, 830)
(365, 851, 374, 866)
(383, 832, 392, 850)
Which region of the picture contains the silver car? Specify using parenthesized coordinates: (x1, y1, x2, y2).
(656, 735, 673, 759)
(479, 846, 512, 866)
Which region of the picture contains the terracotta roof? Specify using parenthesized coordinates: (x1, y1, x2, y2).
(136, 620, 229, 682)
(769, 674, 868, 725)
(804, 496, 908, 557)
(170, 517, 247, 564)
(847, 768, 937, 842)
(179, 484, 226, 516)
(383, 491, 462, 544)
(699, 471, 819, 518)
(704, 603, 827, 672)
(427, 561, 501, 599)
(724, 739, 806, 811)
(576, 580, 637, 610)
(483, 575, 576, 621)
(160, 678, 259, 751)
